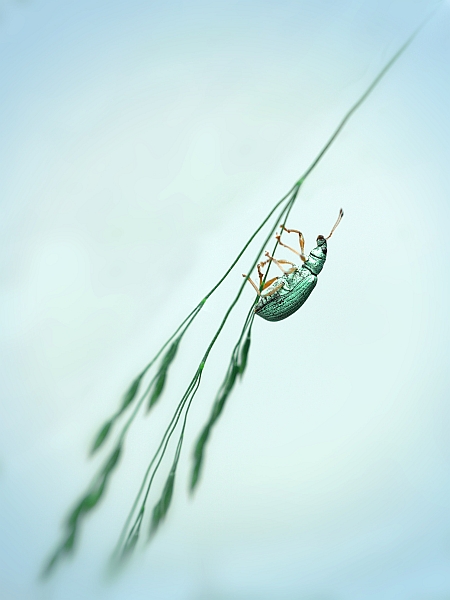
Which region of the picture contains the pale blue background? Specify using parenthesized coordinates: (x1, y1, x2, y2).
(1, 1, 450, 599)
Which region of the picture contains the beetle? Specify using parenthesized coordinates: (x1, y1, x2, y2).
(243, 209, 343, 321)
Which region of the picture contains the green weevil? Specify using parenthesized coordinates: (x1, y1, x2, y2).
(243, 209, 343, 322)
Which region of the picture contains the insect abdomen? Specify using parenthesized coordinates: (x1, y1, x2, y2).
(255, 271, 317, 322)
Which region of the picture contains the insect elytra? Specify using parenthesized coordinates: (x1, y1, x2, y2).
(243, 209, 343, 322)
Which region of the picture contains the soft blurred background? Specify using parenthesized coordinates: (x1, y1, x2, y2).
(1, 0, 450, 598)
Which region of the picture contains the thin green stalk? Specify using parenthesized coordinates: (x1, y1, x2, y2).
(298, 11, 436, 185)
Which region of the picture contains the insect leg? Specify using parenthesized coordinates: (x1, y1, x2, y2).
(275, 259, 296, 267)
(277, 227, 307, 262)
(264, 251, 292, 274)
(243, 271, 279, 294)
(257, 260, 270, 287)
(262, 277, 279, 290)
(261, 281, 284, 297)
(273, 259, 296, 274)
(242, 274, 262, 296)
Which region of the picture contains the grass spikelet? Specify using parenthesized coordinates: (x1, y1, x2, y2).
(190, 314, 254, 491)
(238, 329, 252, 376)
(90, 420, 113, 455)
(147, 339, 180, 411)
(42, 444, 122, 577)
(90, 375, 144, 455)
(119, 374, 145, 412)
(149, 467, 176, 537)
(122, 529, 139, 557)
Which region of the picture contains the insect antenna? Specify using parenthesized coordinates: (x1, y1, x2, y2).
(326, 208, 344, 240)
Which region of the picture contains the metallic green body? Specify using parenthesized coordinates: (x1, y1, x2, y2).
(255, 236, 328, 322)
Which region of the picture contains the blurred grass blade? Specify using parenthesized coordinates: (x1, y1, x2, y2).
(190, 426, 210, 491)
(102, 444, 122, 476)
(149, 468, 175, 537)
(90, 420, 113, 455)
(190, 318, 254, 491)
(213, 360, 239, 422)
(147, 371, 166, 411)
(238, 329, 251, 376)
(147, 339, 180, 411)
(190, 358, 242, 491)
(122, 530, 139, 557)
(161, 338, 180, 368)
(49, 445, 123, 576)
(90, 374, 143, 456)
(120, 373, 144, 412)
(42, 530, 75, 578)
(62, 529, 76, 553)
